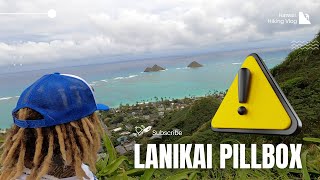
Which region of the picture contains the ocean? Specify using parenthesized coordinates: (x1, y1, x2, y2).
(0, 49, 291, 129)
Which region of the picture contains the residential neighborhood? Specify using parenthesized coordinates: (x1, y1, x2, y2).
(101, 96, 206, 155)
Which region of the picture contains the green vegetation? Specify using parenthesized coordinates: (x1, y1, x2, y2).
(96, 134, 202, 179)
(157, 97, 220, 136)
(271, 32, 320, 138)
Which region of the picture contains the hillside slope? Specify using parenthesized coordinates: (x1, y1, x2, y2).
(271, 32, 320, 137)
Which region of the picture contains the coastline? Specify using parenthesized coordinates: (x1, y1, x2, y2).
(0, 49, 289, 129)
(0, 90, 226, 129)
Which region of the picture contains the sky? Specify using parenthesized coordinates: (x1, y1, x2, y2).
(0, 0, 319, 67)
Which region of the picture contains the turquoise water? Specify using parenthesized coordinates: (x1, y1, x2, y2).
(0, 50, 290, 129)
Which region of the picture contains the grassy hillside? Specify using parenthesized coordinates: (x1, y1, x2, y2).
(271, 32, 320, 137)
(152, 96, 221, 144)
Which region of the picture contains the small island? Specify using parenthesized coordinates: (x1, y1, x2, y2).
(187, 61, 203, 68)
(144, 64, 166, 72)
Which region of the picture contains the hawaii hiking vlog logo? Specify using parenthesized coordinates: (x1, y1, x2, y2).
(299, 12, 311, 24)
(267, 12, 311, 25)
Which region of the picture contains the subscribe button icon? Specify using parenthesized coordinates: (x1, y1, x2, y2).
(211, 53, 302, 135)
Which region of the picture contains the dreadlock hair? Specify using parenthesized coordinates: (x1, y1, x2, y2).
(0, 108, 104, 180)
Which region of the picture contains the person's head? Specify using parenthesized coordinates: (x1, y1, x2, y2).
(0, 73, 109, 180)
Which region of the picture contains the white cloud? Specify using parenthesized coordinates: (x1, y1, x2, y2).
(0, 0, 319, 66)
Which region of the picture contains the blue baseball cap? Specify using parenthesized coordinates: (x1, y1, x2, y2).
(13, 73, 109, 128)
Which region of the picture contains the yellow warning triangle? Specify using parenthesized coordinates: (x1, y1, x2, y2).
(211, 53, 302, 135)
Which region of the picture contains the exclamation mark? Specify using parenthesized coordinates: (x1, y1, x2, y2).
(238, 68, 251, 115)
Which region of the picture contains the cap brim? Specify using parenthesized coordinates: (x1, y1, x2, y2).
(97, 104, 110, 111)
